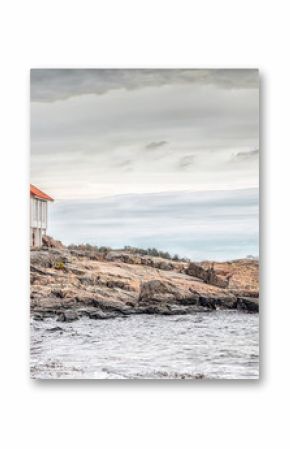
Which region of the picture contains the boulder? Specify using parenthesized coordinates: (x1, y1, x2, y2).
(187, 262, 231, 288)
(57, 311, 79, 322)
(139, 279, 182, 303)
(237, 297, 259, 313)
(88, 310, 120, 320)
(186, 262, 209, 281)
(42, 235, 65, 249)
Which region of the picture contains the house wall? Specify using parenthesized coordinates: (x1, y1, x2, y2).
(30, 196, 48, 247)
(30, 197, 47, 229)
(31, 227, 43, 247)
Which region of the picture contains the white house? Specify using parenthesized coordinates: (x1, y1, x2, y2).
(30, 184, 54, 247)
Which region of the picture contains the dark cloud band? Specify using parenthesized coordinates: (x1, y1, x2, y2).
(31, 69, 259, 102)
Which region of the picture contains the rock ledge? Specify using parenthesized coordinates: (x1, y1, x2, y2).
(30, 245, 259, 320)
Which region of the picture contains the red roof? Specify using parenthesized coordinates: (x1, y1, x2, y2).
(30, 184, 54, 201)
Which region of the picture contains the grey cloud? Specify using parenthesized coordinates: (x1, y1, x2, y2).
(178, 155, 195, 170)
(31, 69, 259, 200)
(31, 83, 258, 156)
(115, 159, 132, 167)
(145, 141, 168, 150)
(31, 69, 259, 102)
(234, 149, 259, 160)
(113, 159, 133, 171)
(31, 69, 259, 260)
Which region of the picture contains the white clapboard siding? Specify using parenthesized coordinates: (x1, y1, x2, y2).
(30, 197, 47, 230)
(30, 197, 49, 247)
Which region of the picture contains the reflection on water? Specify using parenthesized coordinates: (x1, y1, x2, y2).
(30, 311, 259, 379)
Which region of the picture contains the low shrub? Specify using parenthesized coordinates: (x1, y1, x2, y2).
(54, 261, 65, 270)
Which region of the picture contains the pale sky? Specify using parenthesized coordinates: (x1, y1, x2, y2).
(30, 69, 259, 259)
(31, 69, 259, 200)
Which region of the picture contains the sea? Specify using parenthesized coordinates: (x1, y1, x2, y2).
(30, 311, 259, 380)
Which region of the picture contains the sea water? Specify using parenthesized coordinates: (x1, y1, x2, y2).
(30, 311, 259, 380)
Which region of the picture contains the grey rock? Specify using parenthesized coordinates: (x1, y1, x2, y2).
(46, 326, 64, 332)
(237, 297, 259, 313)
(32, 313, 44, 321)
(88, 310, 120, 320)
(57, 311, 79, 322)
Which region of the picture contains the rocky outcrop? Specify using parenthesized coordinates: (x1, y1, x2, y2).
(186, 262, 231, 288)
(30, 246, 259, 320)
(105, 251, 187, 273)
(186, 259, 259, 297)
(42, 235, 65, 249)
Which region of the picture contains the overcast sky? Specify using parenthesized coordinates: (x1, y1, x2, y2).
(31, 69, 259, 199)
(31, 69, 259, 258)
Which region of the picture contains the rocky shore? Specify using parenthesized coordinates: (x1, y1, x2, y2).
(30, 237, 259, 321)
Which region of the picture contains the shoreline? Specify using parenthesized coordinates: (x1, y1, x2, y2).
(32, 300, 259, 322)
